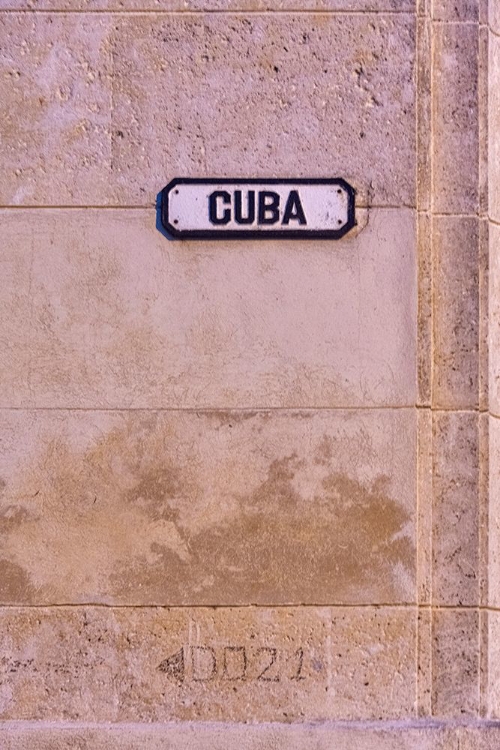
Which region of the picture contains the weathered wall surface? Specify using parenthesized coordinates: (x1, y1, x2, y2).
(488, 0, 500, 721)
(0, 0, 496, 745)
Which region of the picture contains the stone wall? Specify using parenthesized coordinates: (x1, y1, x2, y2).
(489, 0, 500, 722)
(0, 0, 497, 746)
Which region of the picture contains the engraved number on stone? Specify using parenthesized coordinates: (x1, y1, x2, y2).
(222, 646, 247, 681)
(291, 647, 306, 681)
(158, 644, 309, 684)
(256, 647, 280, 682)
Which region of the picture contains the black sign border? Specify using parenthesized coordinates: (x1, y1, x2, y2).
(161, 178, 356, 240)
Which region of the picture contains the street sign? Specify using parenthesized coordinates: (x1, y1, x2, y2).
(160, 178, 356, 240)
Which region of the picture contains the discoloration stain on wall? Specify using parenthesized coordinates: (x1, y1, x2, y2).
(0, 409, 416, 605)
(118, 467, 412, 604)
(0, 561, 35, 602)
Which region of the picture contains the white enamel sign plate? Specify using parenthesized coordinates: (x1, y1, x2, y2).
(161, 178, 356, 240)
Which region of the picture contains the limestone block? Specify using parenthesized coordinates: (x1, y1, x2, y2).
(0, 1, 416, 14)
(432, 217, 479, 410)
(488, 416, 500, 608)
(0, 408, 416, 605)
(487, 611, 500, 718)
(432, 0, 479, 20)
(459, 726, 500, 749)
(479, 27, 489, 217)
(480, 608, 489, 715)
(417, 607, 432, 715)
(491, 3, 500, 35)
(489, 223, 500, 415)
(0, 722, 457, 750)
(432, 609, 480, 718)
(0, 606, 416, 721)
(479, 413, 489, 608)
(432, 412, 479, 606)
(0, 208, 417, 409)
(113, 13, 415, 208)
(0, 13, 416, 207)
(432, 23, 479, 214)
(417, 18, 431, 213)
(479, 220, 489, 411)
(479, 0, 488, 24)
(417, 212, 431, 404)
(417, 408, 432, 605)
(0, 13, 113, 206)
(0, 235, 32, 406)
(489, 30, 500, 222)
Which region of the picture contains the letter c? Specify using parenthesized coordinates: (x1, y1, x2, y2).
(209, 191, 231, 225)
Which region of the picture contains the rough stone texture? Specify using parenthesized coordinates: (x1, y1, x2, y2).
(6, 724, 500, 749)
(479, 0, 488, 24)
(491, 2, 500, 35)
(479, 413, 490, 608)
(432, 412, 480, 607)
(416, 17, 431, 213)
(487, 611, 500, 718)
(0, 13, 113, 206)
(0, 13, 416, 207)
(432, 0, 479, 19)
(480, 607, 489, 716)
(490, 28, 500, 222)
(489, 222, 500, 415)
(0, 722, 460, 750)
(0, 208, 416, 410)
(0, 231, 30, 408)
(0, 408, 416, 605)
(0, 0, 495, 738)
(432, 217, 479, 410)
(0, 0, 416, 8)
(479, 27, 489, 219)
(480, 219, 489, 411)
(432, 22, 479, 215)
(488, 415, 500, 608)
(432, 609, 480, 718)
(6, 723, 499, 750)
(417, 408, 432, 605)
(0, 606, 416, 721)
(488, 9, 500, 729)
(461, 725, 500, 749)
(416, 607, 432, 716)
(417, 213, 431, 405)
